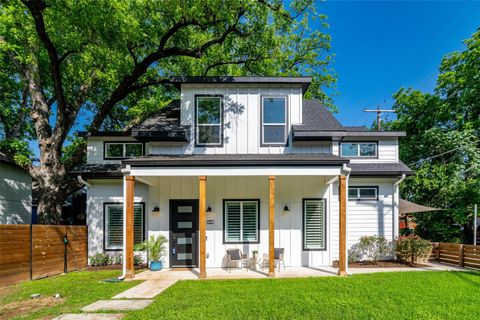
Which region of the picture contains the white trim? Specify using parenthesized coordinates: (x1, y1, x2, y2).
(126, 166, 343, 177)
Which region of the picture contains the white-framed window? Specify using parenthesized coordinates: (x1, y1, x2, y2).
(303, 199, 326, 250)
(224, 200, 259, 243)
(261, 96, 287, 145)
(104, 142, 143, 159)
(104, 203, 144, 250)
(348, 187, 378, 200)
(340, 142, 377, 157)
(195, 95, 223, 146)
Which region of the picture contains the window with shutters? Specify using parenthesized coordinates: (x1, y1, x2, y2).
(303, 199, 326, 251)
(104, 203, 144, 250)
(223, 200, 259, 243)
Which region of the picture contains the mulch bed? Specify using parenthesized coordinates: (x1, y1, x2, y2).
(333, 260, 430, 268)
(85, 265, 147, 271)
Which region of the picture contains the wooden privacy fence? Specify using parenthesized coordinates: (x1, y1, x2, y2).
(431, 242, 480, 270)
(0, 224, 87, 287)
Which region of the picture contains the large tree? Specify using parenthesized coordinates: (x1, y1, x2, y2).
(0, 0, 334, 224)
(389, 30, 480, 242)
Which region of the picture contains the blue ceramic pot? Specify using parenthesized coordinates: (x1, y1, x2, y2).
(150, 261, 163, 271)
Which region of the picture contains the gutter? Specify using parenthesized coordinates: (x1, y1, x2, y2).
(341, 164, 351, 275)
(393, 174, 407, 246)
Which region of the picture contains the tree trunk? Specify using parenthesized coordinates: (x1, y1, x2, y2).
(36, 188, 67, 224)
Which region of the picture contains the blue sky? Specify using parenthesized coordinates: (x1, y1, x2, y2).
(316, 0, 480, 126)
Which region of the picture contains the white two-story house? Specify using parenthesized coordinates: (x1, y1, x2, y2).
(74, 76, 411, 278)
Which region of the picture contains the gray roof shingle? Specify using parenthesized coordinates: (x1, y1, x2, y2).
(349, 162, 412, 176)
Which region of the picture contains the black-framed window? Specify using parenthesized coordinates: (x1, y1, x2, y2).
(195, 95, 223, 146)
(104, 203, 144, 250)
(223, 200, 260, 243)
(340, 142, 377, 157)
(303, 199, 326, 251)
(104, 142, 143, 159)
(261, 97, 287, 145)
(348, 186, 379, 200)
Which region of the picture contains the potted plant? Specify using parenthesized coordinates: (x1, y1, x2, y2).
(252, 250, 258, 259)
(135, 235, 167, 271)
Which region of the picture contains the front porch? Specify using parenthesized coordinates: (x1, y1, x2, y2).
(120, 155, 350, 279)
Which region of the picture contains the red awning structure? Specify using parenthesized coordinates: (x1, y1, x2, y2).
(399, 199, 443, 214)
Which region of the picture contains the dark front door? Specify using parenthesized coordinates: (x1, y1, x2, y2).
(169, 200, 199, 267)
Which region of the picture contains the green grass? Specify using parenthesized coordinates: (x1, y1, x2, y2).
(0, 270, 140, 320)
(126, 271, 480, 320)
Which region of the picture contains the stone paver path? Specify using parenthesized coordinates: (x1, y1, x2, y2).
(113, 278, 178, 299)
(53, 314, 125, 320)
(81, 299, 154, 312)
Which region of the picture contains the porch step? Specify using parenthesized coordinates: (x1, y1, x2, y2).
(53, 314, 125, 320)
(81, 300, 154, 312)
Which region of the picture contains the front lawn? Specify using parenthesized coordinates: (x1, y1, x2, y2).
(126, 271, 480, 320)
(0, 270, 140, 319)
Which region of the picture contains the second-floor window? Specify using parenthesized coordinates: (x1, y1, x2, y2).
(340, 142, 377, 157)
(262, 97, 287, 145)
(195, 95, 223, 146)
(104, 142, 143, 159)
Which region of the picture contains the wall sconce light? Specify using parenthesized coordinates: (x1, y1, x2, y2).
(207, 205, 214, 214)
(283, 204, 290, 214)
(152, 204, 160, 215)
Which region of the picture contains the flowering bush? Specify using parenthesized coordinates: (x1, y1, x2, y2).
(349, 236, 394, 264)
(395, 235, 432, 265)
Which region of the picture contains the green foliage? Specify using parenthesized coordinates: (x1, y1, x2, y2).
(388, 30, 480, 242)
(126, 272, 480, 320)
(88, 252, 110, 266)
(348, 236, 394, 264)
(395, 235, 432, 265)
(135, 235, 167, 262)
(0, 270, 139, 319)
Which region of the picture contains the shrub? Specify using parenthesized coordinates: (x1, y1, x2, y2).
(349, 236, 394, 264)
(395, 235, 432, 265)
(134, 253, 145, 266)
(89, 252, 110, 266)
(110, 252, 123, 265)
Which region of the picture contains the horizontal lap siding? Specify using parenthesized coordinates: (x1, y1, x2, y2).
(0, 164, 32, 224)
(333, 138, 399, 163)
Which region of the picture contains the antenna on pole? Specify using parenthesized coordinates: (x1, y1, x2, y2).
(363, 106, 396, 130)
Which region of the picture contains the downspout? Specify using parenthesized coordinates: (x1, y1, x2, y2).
(341, 164, 351, 274)
(77, 175, 92, 188)
(393, 174, 406, 242)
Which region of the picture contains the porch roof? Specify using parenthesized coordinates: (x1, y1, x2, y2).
(349, 162, 412, 176)
(122, 153, 349, 167)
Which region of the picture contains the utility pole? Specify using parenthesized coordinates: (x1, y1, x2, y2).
(363, 106, 396, 130)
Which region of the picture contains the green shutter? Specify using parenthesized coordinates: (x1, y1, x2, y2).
(304, 200, 325, 250)
(225, 202, 241, 242)
(242, 202, 257, 242)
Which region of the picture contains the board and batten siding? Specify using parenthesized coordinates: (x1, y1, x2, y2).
(347, 178, 397, 247)
(86, 179, 149, 256)
(0, 163, 32, 224)
(87, 176, 342, 267)
(86, 137, 142, 164)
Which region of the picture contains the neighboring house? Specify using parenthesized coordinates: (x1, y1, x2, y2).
(73, 76, 412, 278)
(0, 152, 32, 224)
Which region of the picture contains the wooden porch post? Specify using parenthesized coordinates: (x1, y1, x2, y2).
(125, 175, 135, 279)
(338, 175, 347, 276)
(199, 176, 207, 279)
(268, 176, 275, 277)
